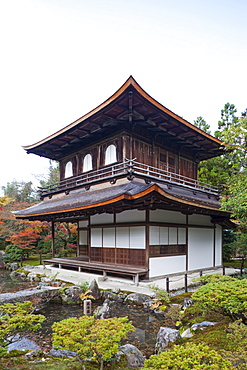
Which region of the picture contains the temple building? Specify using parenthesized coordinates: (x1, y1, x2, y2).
(14, 76, 232, 282)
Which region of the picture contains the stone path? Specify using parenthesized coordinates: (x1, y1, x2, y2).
(21, 265, 238, 295)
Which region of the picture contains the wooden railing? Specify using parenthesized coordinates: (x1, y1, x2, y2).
(38, 159, 219, 197)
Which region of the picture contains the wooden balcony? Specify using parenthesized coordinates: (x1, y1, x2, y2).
(38, 159, 219, 198)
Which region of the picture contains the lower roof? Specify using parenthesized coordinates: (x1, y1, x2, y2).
(14, 179, 232, 227)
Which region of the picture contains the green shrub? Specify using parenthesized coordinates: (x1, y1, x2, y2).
(191, 278, 247, 324)
(52, 316, 134, 370)
(148, 284, 170, 305)
(144, 343, 233, 369)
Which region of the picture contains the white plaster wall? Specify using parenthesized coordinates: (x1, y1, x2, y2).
(188, 214, 212, 226)
(149, 255, 186, 277)
(188, 228, 214, 270)
(78, 220, 88, 228)
(116, 210, 145, 223)
(149, 210, 186, 224)
(215, 224, 222, 266)
(90, 214, 114, 225)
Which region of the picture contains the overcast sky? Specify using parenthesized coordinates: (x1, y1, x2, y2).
(0, 0, 246, 193)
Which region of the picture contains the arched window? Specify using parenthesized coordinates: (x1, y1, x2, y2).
(105, 144, 117, 165)
(83, 153, 93, 172)
(64, 161, 73, 178)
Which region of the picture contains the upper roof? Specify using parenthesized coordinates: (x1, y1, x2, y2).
(23, 76, 224, 161)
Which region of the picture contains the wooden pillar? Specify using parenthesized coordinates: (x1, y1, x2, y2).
(51, 221, 55, 258)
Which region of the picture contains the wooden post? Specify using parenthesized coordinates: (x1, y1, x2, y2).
(134, 273, 139, 286)
(166, 277, 169, 293)
(223, 266, 225, 275)
(51, 221, 55, 258)
(200, 271, 203, 277)
(184, 273, 188, 292)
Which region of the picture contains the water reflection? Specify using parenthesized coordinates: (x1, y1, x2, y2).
(0, 270, 36, 294)
(34, 303, 165, 357)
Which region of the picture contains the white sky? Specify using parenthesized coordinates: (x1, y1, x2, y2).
(0, 0, 246, 193)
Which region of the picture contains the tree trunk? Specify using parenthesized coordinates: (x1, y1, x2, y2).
(240, 257, 244, 275)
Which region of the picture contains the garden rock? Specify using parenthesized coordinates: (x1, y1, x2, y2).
(61, 286, 83, 304)
(0, 251, 5, 269)
(24, 349, 43, 360)
(183, 297, 194, 309)
(116, 344, 144, 368)
(112, 287, 120, 294)
(155, 327, 181, 354)
(125, 293, 151, 306)
(191, 321, 217, 330)
(49, 348, 77, 358)
(95, 298, 118, 319)
(102, 291, 120, 301)
(89, 279, 101, 300)
(6, 262, 19, 271)
(143, 299, 155, 309)
(181, 328, 193, 338)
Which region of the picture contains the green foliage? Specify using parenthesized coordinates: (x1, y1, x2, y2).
(0, 301, 45, 356)
(191, 277, 247, 324)
(148, 284, 170, 305)
(144, 342, 233, 369)
(37, 161, 60, 188)
(222, 229, 237, 261)
(198, 156, 232, 190)
(193, 273, 233, 285)
(76, 281, 90, 292)
(194, 116, 211, 134)
(15, 268, 30, 275)
(3, 244, 25, 262)
(2, 180, 37, 203)
(221, 173, 247, 222)
(226, 230, 247, 271)
(52, 316, 135, 370)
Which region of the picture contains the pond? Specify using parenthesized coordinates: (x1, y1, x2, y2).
(0, 270, 176, 358)
(0, 269, 36, 293)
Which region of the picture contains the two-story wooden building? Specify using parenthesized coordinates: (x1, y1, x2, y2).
(14, 76, 232, 282)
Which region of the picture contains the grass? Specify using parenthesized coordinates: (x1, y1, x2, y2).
(223, 259, 245, 268)
(21, 253, 77, 267)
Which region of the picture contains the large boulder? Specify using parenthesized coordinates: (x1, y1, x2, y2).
(60, 286, 83, 304)
(116, 344, 144, 368)
(95, 298, 118, 319)
(89, 279, 101, 300)
(155, 327, 181, 354)
(125, 293, 152, 306)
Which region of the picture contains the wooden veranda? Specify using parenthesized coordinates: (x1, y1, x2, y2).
(44, 257, 149, 284)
